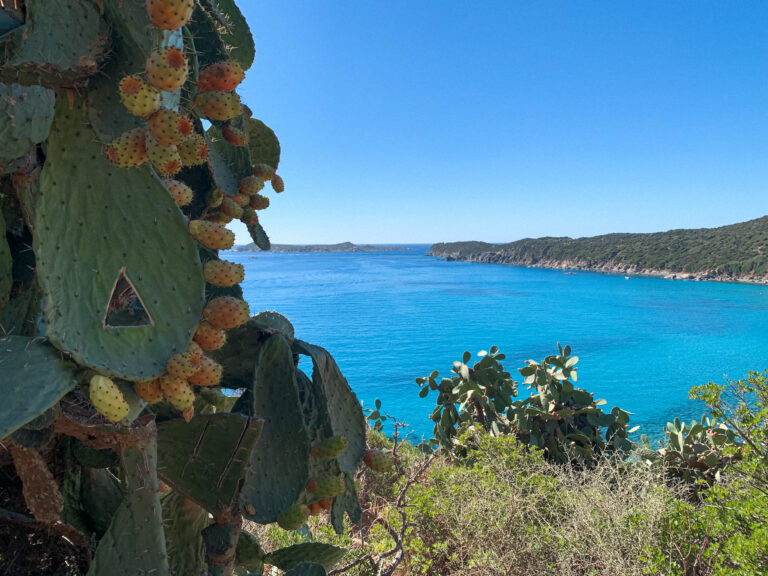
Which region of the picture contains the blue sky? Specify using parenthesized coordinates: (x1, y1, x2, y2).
(232, 1, 768, 245)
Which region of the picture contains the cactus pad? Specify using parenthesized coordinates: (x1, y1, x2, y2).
(264, 543, 347, 572)
(246, 118, 281, 169)
(201, 0, 255, 70)
(331, 473, 363, 534)
(0, 82, 55, 162)
(0, 211, 10, 310)
(285, 562, 329, 576)
(163, 493, 208, 576)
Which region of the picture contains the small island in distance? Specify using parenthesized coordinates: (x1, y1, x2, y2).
(430, 215, 768, 285)
(234, 241, 406, 253)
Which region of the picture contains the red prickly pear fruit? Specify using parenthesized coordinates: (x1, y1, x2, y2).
(197, 61, 245, 93)
(276, 504, 310, 531)
(119, 75, 162, 118)
(193, 320, 227, 351)
(309, 502, 323, 516)
(159, 375, 195, 410)
(134, 379, 164, 404)
(249, 194, 270, 211)
(238, 175, 264, 196)
(202, 296, 250, 330)
(193, 91, 241, 121)
(306, 479, 317, 493)
(187, 355, 223, 387)
(312, 476, 346, 500)
(310, 435, 348, 459)
(146, 47, 189, 92)
(146, 0, 194, 30)
(106, 128, 148, 168)
(271, 173, 285, 193)
(203, 260, 245, 287)
(188, 220, 235, 250)
(178, 133, 209, 166)
(252, 164, 275, 181)
(163, 178, 194, 207)
(89, 375, 130, 423)
(318, 499, 333, 511)
(146, 133, 182, 176)
(207, 188, 224, 208)
(166, 351, 202, 379)
(148, 109, 194, 146)
(221, 196, 244, 219)
(222, 124, 248, 146)
(363, 449, 394, 473)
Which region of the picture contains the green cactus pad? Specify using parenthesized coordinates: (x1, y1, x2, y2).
(207, 118, 253, 180)
(247, 219, 272, 251)
(0, 336, 77, 440)
(235, 531, 265, 575)
(294, 340, 366, 473)
(163, 493, 209, 576)
(80, 467, 123, 538)
(201, 0, 255, 70)
(331, 473, 362, 534)
(206, 132, 241, 197)
(264, 543, 347, 572)
(246, 118, 281, 170)
(251, 310, 295, 343)
(157, 413, 263, 514)
(285, 562, 328, 576)
(0, 83, 55, 163)
(210, 320, 264, 390)
(34, 98, 205, 381)
(239, 334, 311, 524)
(186, 5, 231, 71)
(0, 210, 10, 310)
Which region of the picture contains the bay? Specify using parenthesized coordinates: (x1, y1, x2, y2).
(231, 245, 768, 443)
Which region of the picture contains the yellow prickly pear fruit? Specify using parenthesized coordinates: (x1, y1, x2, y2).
(178, 133, 209, 166)
(146, 46, 188, 92)
(271, 174, 285, 193)
(197, 61, 245, 93)
(363, 449, 394, 473)
(119, 75, 162, 118)
(187, 355, 223, 387)
(310, 436, 348, 459)
(159, 375, 195, 410)
(221, 196, 244, 219)
(163, 178, 194, 207)
(276, 504, 310, 531)
(134, 379, 164, 404)
(187, 341, 204, 356)
(193, 320, 227, 350)
(252, 164, 275, 181)
(89, 375, 130, 423)
(206, 212, 233, 225)
(207, 188, 224, 208)
(249, 194, 269, 211)
(232, 193, 250, 207)
(106, 128, 148, 168)
(238, 175, 264, 195)
(310, 476, 346, 499)
(148, 109, 194, 146)
(202, 296, 250, 330)
(166, 351, 202, 378)
(188, 220, 235, 250)
(146, 133, 182, 176)
(222, 124, 248, 146)
(203, 260, 245, 287)
(193, 91, 241, 121)
(146, 0, 194, 30)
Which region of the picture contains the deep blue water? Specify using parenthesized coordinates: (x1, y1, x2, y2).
(229, 245, 768, 443)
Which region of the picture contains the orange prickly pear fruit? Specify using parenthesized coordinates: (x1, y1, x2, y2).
(119, 75, 162, 118)
(163, 178, 194, 207)
(146, 133, 182, 176)
(166, 351, 202, 379)
(146, 46, 189, 92)
(203, 296, 250, 330)
(134, 379, 164, 404)
(252, 164, 275, 181)
(318, 499, 333, 511)
(178, 133, 209, 166)
(232, 193, 250, 207)
(363, 449, 394, 473)
(222, 124, 248, 146)
(159, 375, 195, 410)
(249, 194, 269, 211)
(238, 175, 264, 195)
(187, 355, 223, 387)
(188, 220, 235, 250)
(106, 128, 148, 168)
(148, 109, 194, 146)
(309, 502, 323, 516)
(146, 0, 194, 30)
(310, 436, 348, 459)
(194, 320, 227, 350)
(271, 173, 285, 193)
(203, 260, 245, 287)
(197, 60, 245, 93)
(89, 375, 130, 423)
(193, 91, 241, 121)
(276, 504, 310, 531)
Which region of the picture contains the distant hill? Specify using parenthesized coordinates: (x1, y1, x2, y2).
(234, 241, 405, 253)
(429, 216, 768, 284)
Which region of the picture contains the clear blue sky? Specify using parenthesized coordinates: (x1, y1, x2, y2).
(232, 1, 768, 245)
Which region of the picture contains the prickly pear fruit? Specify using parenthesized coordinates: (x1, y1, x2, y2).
(239, 207, 258, 226)
(363, 449, 394, 473)
(166, 352, 202, 379)
(203, 260, 245, 287)
(148, 109, 193, 146)
(309, 502, 322, 516)
(310, 436, 348, 459)
(305, 479, 317, 493)
(159, 375, 195, 411)
(162, 178, 194, 207)
(146, 47, 188, 92)
(310, 476, 345, 500)
(194, 320, 227, 350)
(188, 220, 235, 250)
(146, 0, 194, 30)
(232, 193, 250, 207)
(134, 379, 164, 404)
(207, 212, 234, 225)
(252, 164, 275, 181)
(249, 194, 270, 211)
(276, 504, 310, 531)
(207, 188, 224, 208)
(271, 174, 285, 193)
(178, 133, 209, 166)
(187, 355, 223, 387)
(197, 61, 245, 93)
(202, 296, 250, 330)
(119, 75, 162, 118)
(89, 375, 129, 423)
(221, 196, 244, 219)
(193, 91, 241, 121)
(318, 499, 333, 511)
(238, 175, 264, 196)
(106, 128, 148, 168)
(187, 341, 204, 356)
(146, 133, 182, 176)
(222, 124, 248, 146)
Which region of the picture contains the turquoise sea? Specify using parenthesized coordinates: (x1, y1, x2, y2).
(228, 245, 768, 443)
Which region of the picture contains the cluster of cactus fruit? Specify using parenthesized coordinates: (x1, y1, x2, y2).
(0, 1, 386, 575)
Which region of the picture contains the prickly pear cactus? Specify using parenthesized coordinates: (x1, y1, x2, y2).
(0, 2, 366, 575)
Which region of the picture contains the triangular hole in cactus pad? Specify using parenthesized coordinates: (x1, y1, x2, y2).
(103, 268, 154, 328)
